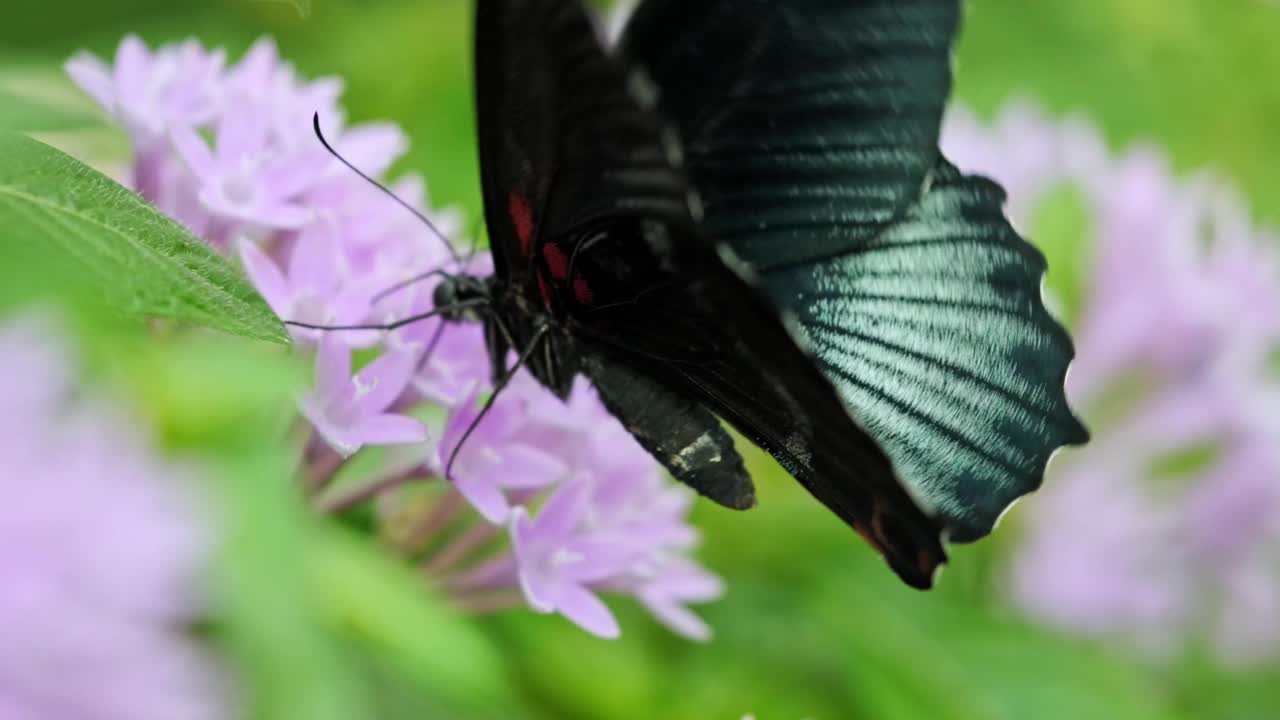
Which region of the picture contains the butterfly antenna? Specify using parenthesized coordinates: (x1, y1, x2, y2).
(373, 211, 489, 304)
(445, 324, 549, 480)
(311, 112, 462, 266)
(372, 268, 457, 304)
(284, 298, 487, 333)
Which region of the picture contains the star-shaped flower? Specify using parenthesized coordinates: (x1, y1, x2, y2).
(299, 335, 427, 457)
(510, 480, 633, 639)
(436, 380, 569, 524)
(172, 109, 324, 232)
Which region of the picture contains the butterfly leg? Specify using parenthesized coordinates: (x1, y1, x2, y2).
(444, 322, 550, 481)
(583, 354, 756, 510)
(285, 299, 489, 332)
(412, 321, 449, 376)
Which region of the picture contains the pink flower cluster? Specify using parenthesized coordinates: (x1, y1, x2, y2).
(944, 101, 1280, 665)
(66, 36, 722, 640)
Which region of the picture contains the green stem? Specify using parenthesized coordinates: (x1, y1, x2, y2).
(397, 488, 466, 555)
(315, 470, 432, 514)
(422, 521, 500, 576)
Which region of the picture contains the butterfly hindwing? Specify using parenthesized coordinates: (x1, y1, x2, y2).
(566, 215, 947, 588)
(770, 160, 1087, 540)
(621, 0, 1087, 541)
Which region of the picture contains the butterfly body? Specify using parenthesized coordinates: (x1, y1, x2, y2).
(447, 0, 1087, 589)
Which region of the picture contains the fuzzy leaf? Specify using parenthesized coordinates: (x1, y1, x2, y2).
(0, 129, 287, 343)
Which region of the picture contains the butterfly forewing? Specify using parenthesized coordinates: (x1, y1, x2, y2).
(621, 0, 958, 270)
(476, 0, 689, 295)
(475, 0, 558, 284)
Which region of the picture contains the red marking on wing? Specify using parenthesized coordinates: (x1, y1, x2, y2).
(572, 276, 594, 305)
(542, 243, 570, 279)
(509, 192, 535, 257)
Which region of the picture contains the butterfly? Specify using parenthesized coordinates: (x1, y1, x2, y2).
(422, 0, 1089, 589)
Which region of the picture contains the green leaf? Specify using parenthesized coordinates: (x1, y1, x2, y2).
(0, 87, 101, 131)
(213, 449, 372, 720)
(495, 609, 665, 720)
(0, 129, 287, 343)
(0, 59, 105, 132)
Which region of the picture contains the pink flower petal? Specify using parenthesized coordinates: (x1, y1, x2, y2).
(459, 474, 510, 525)
(555, 584, 620, 639)
(646, 564, 725, 603)
(414, 371, 479, 409)
(500, 445, 568, 489)
(639, 597, 712, 642)
(358, 413, 427, 447)
(288, 221, 344, 299)
(333, 123, 407, 178)
(264, 149, 331, 199)
(510, 507, 537, 560)
(533, 480, 591, 539)
(298, 395, 359, 458)
(113, 35, 149, 101)
(562, 537, 634, 583)
(229, 37, 278, 90)
(214, 109, 265, 164)
(236, 240, 289, 317)
(312, 334, 351, 399)
(64, 53, 115, 112)
(256, 201, 313, 230)
(353, 348, 419, 415)
(169, 128, 216, 181)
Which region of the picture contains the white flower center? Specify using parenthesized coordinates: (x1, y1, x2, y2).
(221, 173, 257, 206)
(550, 547, 582, 569)
(352, 373, 378, 400)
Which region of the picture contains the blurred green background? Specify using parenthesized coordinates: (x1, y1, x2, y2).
(3, 1, 1279, 718)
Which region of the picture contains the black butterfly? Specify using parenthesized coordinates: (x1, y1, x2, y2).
(351, 0, 1087, 589)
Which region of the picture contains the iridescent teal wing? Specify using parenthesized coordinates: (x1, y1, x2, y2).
(621, 0, 1087, 542)
(622, 0, 956, 269)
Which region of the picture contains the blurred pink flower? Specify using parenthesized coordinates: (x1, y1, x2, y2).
(0, 312, 228, 719)
(944, 100, 1280, 665)
(941, 100, 1062, 226)
(223, 37, 343, 146)
(66, 35, 224, 148)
